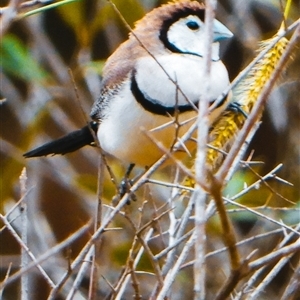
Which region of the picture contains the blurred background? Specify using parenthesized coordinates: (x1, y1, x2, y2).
(1, 0, 299, 299)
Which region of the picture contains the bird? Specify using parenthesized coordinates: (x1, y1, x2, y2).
(24, 0, 233, 168)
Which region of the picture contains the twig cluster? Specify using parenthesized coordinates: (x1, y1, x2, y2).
(1, 1, 300, 300)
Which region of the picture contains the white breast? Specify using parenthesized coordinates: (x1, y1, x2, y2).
(134, 54, 229, 106)
(97, 54, 230, 166)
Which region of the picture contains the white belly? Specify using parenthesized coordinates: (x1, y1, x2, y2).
(98, 90, 197, 165)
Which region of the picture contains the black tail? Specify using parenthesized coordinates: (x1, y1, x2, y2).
(23, 121, 98, 158)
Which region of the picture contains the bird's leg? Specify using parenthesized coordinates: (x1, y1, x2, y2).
(117, 163, 137, 203)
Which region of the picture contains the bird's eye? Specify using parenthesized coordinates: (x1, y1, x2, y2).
(186, 21, 200, 30)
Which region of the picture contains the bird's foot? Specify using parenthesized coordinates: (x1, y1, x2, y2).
(112, 164, 137, 205)
(227, 102, 248, 118)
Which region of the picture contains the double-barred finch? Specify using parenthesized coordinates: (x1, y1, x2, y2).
(24, 1, 233, 167)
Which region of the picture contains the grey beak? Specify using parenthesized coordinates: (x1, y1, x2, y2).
(213, 19, 233, 42)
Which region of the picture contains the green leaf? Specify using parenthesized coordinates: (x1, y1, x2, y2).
(1, 35, 48, 82)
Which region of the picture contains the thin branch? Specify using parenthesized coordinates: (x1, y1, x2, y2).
(0, 221, 92, 290)
(154, 229, 194, 261)
(247, 253, 294, 300)
(225, 121, 260, 182)
(151, 187, 196, 298)
(281, 260, 300, 300)
(192, 1, 216, 297)
(180, 227, 286, 270)
(236, 223, 300, 299)
(114, 229, 153, 300)
(245, 164, 294, 204)
(156, 231, 196, 300)
(210, 177, 241, 270)
(249, 238, 300, 271)
(230, 164, 284, 201)
(88, 155, 105, 300)
(20, 168, 29, 300)
(223, 197, 300, 236)
(0, 213, 55, 289)
(66, 246, 94, 300)
(0, 263, 12, 298)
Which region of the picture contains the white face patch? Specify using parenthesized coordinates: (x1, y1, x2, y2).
(166, 15, 232, 61)
(167, 15, 206, 56)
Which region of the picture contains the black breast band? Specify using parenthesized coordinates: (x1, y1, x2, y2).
(130, 70, 199, 116)
(130, 70, 227, 116)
